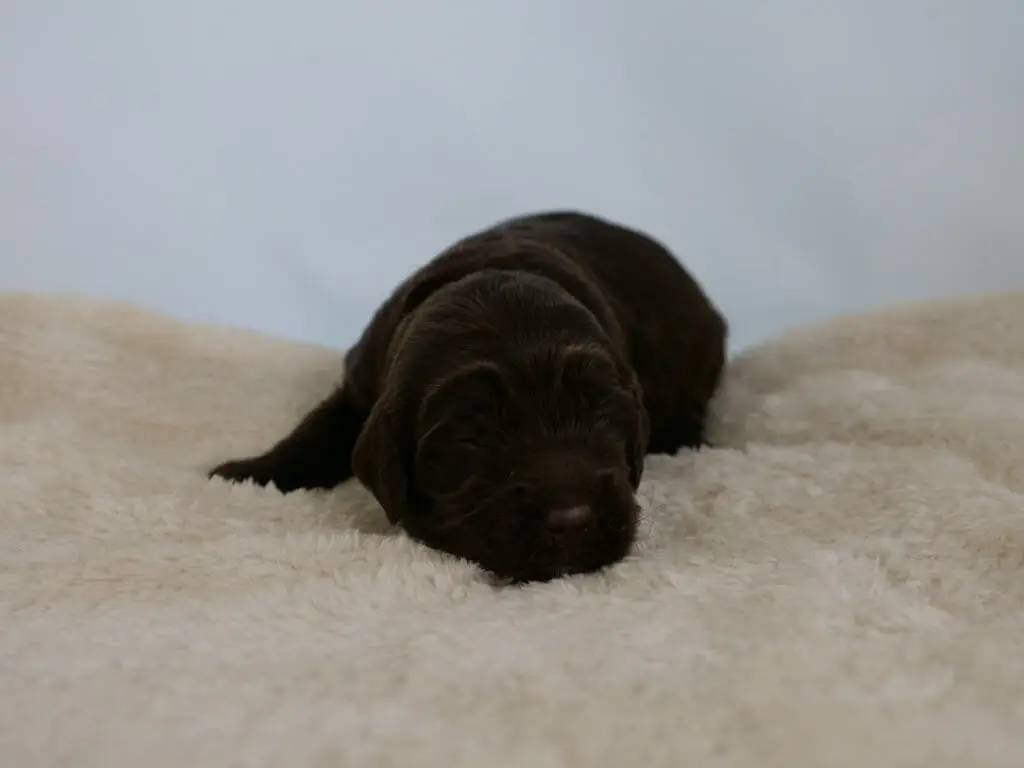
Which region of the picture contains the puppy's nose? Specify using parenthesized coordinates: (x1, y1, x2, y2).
(546, 505, 594, 533)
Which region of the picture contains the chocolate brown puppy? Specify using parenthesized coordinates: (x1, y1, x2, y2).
(210, 211, 727, 583)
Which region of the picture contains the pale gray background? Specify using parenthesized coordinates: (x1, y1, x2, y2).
(3, 1, 1022, 352)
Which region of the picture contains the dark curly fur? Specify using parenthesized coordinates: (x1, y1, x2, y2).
(210, 211, 727, 583)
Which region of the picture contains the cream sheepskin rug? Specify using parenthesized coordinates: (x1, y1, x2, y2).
(3, 290, 1024, 767)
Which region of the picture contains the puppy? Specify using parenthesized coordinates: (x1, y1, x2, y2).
(210, 211, 727, 583)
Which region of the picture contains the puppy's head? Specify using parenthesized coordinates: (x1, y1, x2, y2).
(352, 342, 649, 583)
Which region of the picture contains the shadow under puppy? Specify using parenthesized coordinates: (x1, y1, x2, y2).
(210, 211, 727, 583)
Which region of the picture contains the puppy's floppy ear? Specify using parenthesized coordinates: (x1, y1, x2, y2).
(351, 400, 412, 526)
(562, 345, 651, 490)
(623, 370, 650, 490)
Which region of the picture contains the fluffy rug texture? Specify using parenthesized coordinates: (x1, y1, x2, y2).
(3, 290, 1024, 767)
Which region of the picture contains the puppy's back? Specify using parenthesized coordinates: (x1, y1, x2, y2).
(490, 210, 722, 339)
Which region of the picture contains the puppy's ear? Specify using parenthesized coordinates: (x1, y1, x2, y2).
(563, 346, 651, 490)
(351, 401, 412, 526)
(624, 372, 650, 490)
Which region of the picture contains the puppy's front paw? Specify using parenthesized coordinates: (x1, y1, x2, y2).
(208, 456, 275, 487)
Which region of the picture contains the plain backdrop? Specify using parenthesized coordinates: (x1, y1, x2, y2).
(2, 1, 1023, 353)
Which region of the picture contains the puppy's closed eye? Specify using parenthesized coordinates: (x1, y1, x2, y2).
(415, 421, 486, 498)
(414, 361, 512, 497)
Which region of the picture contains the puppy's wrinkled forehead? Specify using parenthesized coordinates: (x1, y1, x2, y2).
(391, 269, 613, 397)
(420, 341, 621, 430)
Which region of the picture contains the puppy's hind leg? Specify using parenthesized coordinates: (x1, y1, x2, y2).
(209, 385, 367, 493)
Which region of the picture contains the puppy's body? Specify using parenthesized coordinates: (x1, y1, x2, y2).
(212, 211, 726, 582)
